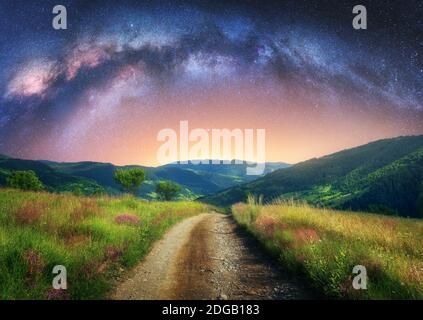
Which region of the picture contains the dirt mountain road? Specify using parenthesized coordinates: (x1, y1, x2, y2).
(113, 213, 312, 300)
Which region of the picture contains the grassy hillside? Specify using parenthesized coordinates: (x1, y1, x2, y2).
(0, 188, 209, 299)
(232, 199, 423, 299)
(203, 136, 423, 218)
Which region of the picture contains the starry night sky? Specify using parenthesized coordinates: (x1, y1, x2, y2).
(0, 0, 422, 165)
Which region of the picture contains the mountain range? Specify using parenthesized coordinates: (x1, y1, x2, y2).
(1, 135, 422, 218)
(202, 135, 423, 218)
(0, 156, 288, 200)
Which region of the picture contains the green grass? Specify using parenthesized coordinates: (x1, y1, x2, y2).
(232, 197, 423, 299)
(0, 188, 209, 299)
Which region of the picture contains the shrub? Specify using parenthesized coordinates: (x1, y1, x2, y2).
(155, 181, 181, 201)
(6, 170, 44, 191)
(113, 168, 145, 195)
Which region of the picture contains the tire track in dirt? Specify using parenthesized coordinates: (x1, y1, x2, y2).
(113, 213, 313, 300)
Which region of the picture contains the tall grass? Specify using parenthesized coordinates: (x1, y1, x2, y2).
(0, 188, 209, 299)
(232, 198, 423, 299)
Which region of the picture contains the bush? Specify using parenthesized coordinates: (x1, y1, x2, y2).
(6, 170, 44, 191)
(113, 168, 145, 195)
(155, 181, 181, 201)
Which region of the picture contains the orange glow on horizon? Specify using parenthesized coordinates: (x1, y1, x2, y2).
(27, 82, 423, 167)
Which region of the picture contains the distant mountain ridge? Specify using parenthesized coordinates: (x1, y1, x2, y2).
(0, 156, 289, 200)
(201, 135, 423, 218)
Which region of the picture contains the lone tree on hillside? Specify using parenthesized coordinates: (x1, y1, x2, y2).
(6, 170, 44, 191)
(155, 181, 181, 201)
(113, 168, 145, 195)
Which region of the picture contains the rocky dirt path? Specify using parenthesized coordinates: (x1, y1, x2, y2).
(113, 213, 312, 300)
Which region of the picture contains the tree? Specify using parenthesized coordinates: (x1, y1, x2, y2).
(113, 168, 145, 195)
(155, 181, 181, 201)
(6, 170, 44, 191)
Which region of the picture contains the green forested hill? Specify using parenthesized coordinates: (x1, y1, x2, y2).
(202, 136, 423, 218)
(43, 160, 287, 198)
(0, 156, 288, 200)
(0, 158, 104, 194)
